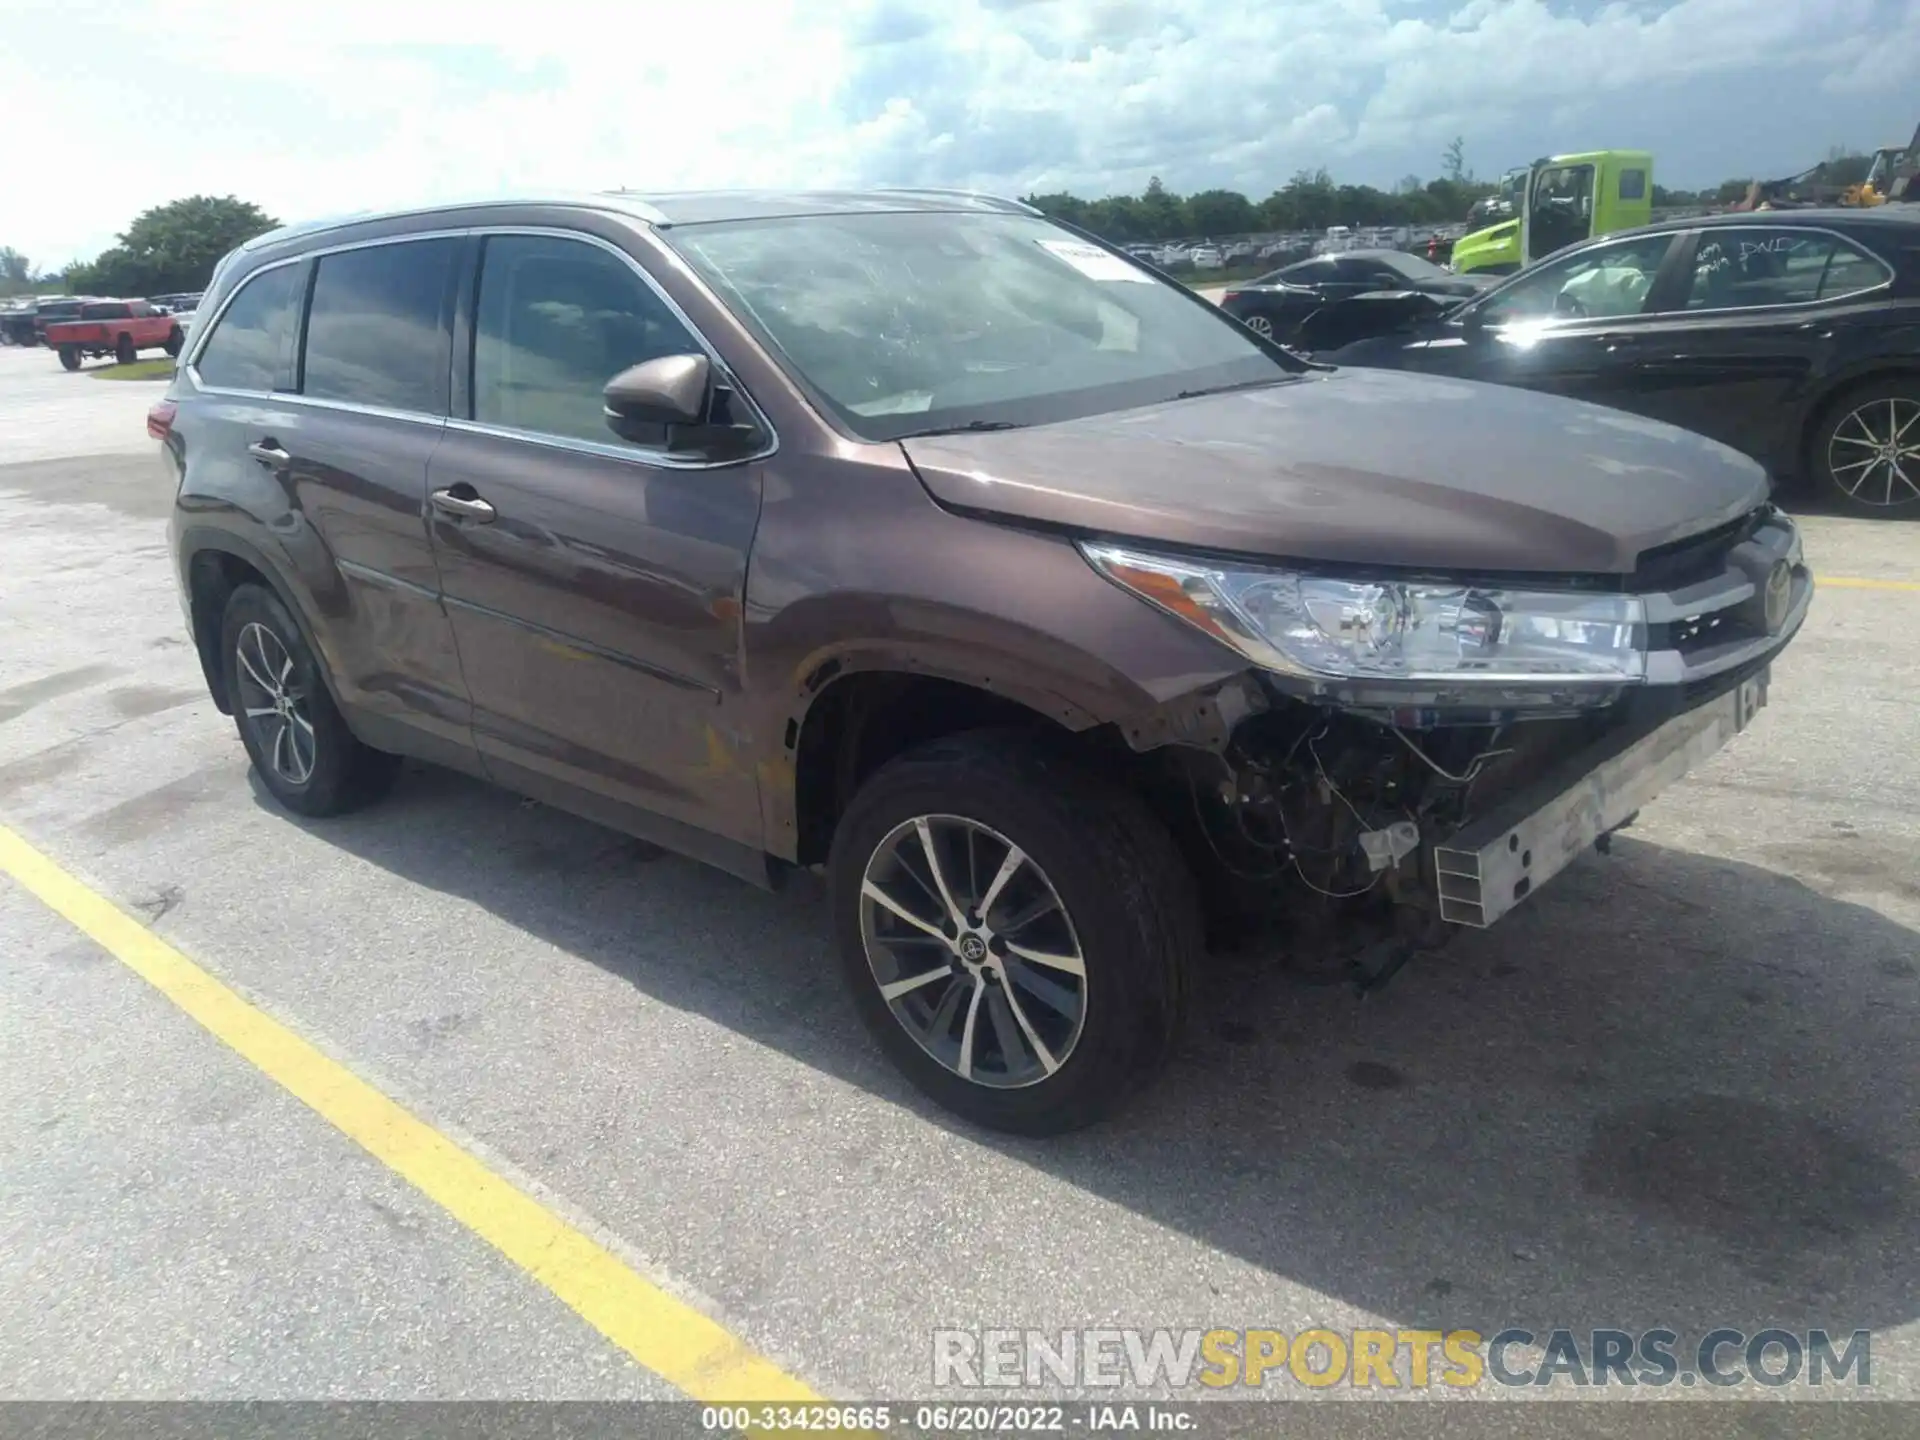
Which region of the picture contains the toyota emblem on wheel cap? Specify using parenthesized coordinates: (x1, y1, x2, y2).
(959, 934, 988, 963)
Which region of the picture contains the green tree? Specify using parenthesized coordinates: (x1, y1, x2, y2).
(67, 195, 278, 297)
(1023, 191, 1091, 229)
(1442, 135, 1468, 183)
(1184, 188, 1257, 238)
(1135, 177, 1189, 240)
(1280, 167, 1337, 230)
(0, 246, 32, 297)
(1083, 194, 1147, 241)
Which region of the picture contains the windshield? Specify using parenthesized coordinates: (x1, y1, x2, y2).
(667, 211, 1294, 441)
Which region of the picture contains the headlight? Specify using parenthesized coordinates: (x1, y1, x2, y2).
(1081, 543, 1645, 686)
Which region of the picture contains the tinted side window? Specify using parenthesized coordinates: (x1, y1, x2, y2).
(194, 264, 300, 392)
(1618, 168, 1647, 201)
(1682, 230, 1891, 311)
(1479, 233, 1674, 324)
(302, 239, 455, 414)
(472, 234, 701, 446)
(1817, 241, 1893, 301)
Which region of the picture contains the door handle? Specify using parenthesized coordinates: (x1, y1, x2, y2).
(430, 486, 496, 522)
(247, 441, 290, 467)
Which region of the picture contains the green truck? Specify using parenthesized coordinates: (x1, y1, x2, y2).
(1450, 150, 1653, 276)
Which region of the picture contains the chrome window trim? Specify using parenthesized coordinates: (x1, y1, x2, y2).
(278, 394, 449, 429)
(461, 224, 778, 470)
(185, 228, 472, 402)
(184, 223, 774, 469)
(1667, 223, 1897, 319)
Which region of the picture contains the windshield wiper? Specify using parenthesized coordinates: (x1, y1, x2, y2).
(1169, 377, 1294, 402)
(897, 419, 1027, 438)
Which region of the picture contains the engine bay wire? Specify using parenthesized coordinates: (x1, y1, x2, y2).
(1231, 737, 1385, 901)
(1389, 725, 1513, 785)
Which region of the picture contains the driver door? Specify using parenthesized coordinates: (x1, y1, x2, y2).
(1522, 163, 1598, 266)
(1453, 232, 1683, 405)
(425, 230, 769, 851)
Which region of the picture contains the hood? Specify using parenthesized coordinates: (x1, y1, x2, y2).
(899, 368, 1768, 576)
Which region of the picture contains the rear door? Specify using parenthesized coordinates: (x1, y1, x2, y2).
(425, 229, 767, 851)
(271, 236, 475, 756)
(1602, 225, 1896, 467)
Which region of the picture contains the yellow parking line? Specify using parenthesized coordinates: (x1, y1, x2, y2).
(1819, 576, 1920, 592)
(0, 821, 818, 1406)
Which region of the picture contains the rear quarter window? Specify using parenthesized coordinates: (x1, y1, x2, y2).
(193, 264, 302, 392)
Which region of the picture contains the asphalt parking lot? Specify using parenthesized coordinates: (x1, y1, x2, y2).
(2, 342, 1917, 1417)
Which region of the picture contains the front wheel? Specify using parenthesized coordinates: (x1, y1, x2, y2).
(164, 327, 184, 358)
(1813, 380, 1920, 515)
(829, 732, 1199, 1135)
(58, 345, 80, 371)
(220, 584, 398, 816)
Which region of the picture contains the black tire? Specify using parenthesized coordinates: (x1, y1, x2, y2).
(58, 345, 80, 371)
(115, 332, 136, 365)
(1811, 377, 1920, 516)
(829, 731, 1199, 1135)
(219, 583, 397, 816)
(164, 328, 184, 358)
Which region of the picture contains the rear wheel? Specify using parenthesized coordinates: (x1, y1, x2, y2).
(829, 732, 1198, 1135)
(1813, 379, 1920, 515)
(58, 345, 80, 371)
(1242, 312, 1276, 339)
(220, 584, 397, 817)
(115, 333, 136, 365)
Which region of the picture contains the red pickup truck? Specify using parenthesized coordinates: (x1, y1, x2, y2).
(45, 299, 185, 370)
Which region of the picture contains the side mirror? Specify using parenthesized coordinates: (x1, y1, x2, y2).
(604, 353, 711, 441)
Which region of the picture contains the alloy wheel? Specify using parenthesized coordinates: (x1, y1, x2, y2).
(234, 621, 317, 785)
(858, 815, 1087, 1089)
(1245, 314, 1275, 339)
(1828, 397, 1920, 507)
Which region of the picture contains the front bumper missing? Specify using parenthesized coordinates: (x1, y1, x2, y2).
(1433, 669, 1769, 928)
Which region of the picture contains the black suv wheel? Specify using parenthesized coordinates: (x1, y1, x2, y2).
(829, 732, 1198, 1135)
(220, 584, 397, 816)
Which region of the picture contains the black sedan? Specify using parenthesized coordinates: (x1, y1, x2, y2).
(1219, 249, 1492, 351)
(1325, 209, 1920, 516)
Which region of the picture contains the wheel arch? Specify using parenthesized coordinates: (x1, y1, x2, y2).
(177, 527, 346, 718)
(780, 662, 1098, 867)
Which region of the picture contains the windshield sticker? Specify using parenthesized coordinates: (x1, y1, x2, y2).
(1036, 240, 1154, 282)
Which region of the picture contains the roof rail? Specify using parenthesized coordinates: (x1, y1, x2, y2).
(870, 188, 1041, 216)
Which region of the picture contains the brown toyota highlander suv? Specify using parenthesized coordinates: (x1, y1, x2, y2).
(158, 189, 1810, 1134)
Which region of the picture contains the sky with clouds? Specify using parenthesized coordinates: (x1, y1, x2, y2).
(3, 0, 1916, 268)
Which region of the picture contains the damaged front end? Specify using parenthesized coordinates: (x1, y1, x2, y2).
(1099, 508, 1811, 982)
